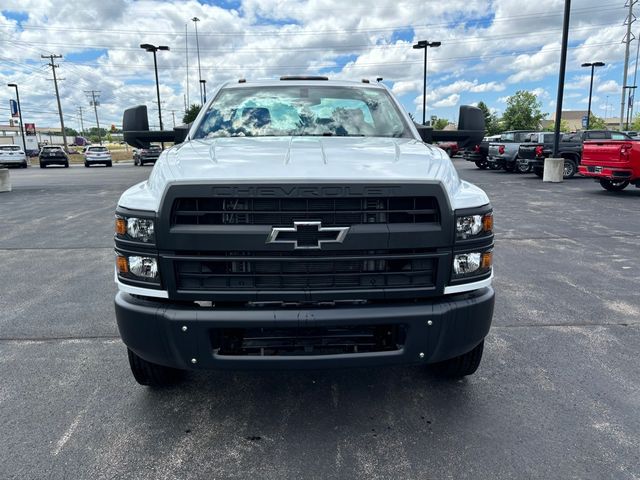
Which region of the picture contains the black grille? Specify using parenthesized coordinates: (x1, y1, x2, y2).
(171, 196, 439, 226)
(174, 251, 436, 291)
(212, 325, 405, 356)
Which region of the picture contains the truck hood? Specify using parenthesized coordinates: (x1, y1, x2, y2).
(119, 136, 490, 211)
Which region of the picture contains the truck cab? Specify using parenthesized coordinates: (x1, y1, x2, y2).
(115, 78, 495, 386)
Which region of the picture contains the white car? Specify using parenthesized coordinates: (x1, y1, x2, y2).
(0, 145, 28, 168)
(83, 145, 112, 167)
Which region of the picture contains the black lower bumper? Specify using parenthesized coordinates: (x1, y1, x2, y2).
(115, 287, 495, 370)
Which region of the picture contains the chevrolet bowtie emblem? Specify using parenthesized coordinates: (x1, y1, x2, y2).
(266, 221, 350, 249)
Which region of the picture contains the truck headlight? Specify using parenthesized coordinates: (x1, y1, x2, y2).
(456, 212, 492, 240)
(116, 254, 160, 283)
(452, 251, 492, 280)
(115, 216, 155, 243)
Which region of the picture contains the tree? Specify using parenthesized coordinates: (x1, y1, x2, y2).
(432, 117, 449, 130)
(183, 104, 202, 124)
(476, 101, 500, 135)
(631, 114, 640, 131)
(588, 114, 607, 130)
(551, 119, 570, 133)
(501, 90, 547, 130)
(64, 127, 78, 137)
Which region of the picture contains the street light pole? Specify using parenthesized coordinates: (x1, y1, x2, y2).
(7, 83, 27, 153)
(581, 61, 605, 130)
(412, 40, 441, 125)
(192, 17, 203, 105)
(140, 44, 169, 132)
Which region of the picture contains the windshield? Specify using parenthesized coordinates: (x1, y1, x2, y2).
(88, 147, 108, 152)
(43, 147, 61, 151)
(0, 145, 21, 151)
(193, 85, 409, 139)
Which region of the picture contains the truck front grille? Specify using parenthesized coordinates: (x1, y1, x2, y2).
(174, 250, 437, 291)
(171, 196, 439, 226)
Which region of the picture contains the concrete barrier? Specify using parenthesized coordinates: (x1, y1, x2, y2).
(0, 168, 11, 192)
(543, 158, 564, 183)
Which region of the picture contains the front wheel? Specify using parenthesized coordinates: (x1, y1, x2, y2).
(127, 348, 184, 387)
(39, 163, 46, 169)
(475, 160, 488, 170)
(84, 162, 90, 168)
(599, 178, 629, 191)
(429, 341, 484, 378)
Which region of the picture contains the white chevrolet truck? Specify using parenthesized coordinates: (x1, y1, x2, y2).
(115, 77, 494, 386)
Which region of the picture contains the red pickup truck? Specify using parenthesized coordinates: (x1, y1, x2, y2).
(579, 140, 640, 191)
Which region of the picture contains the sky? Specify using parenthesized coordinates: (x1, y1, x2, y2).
(0, 0, 636, 132)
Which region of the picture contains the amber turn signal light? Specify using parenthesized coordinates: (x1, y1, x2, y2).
(116, 255, 129, 274)
(481, 251, 493, 270)
(482, 213, 493, 233)
(115, 217, 127, 236)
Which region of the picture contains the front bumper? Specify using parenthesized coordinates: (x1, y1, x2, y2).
(115, 287, 495, 370)
(85, 156, 112, 163)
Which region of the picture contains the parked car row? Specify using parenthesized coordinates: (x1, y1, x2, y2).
(464, 129, 637, 180)
(1, 144, 162, 169)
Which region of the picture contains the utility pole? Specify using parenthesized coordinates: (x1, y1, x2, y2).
(185, 23, 190, 109)
(77, 106, 85, 137)
(620, 1, 637, 129)
(169, 110, 177, 128)
(41, 54, 68, 151)
(630, 29, 640, 125)
(192, 17, 203, 105)
(85, 90, 102, 145)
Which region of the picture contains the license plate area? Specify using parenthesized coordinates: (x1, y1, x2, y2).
(594, 166, 603, 173)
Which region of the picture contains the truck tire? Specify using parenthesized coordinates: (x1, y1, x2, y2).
(475, 160, 488, 170)
(429, 340, 484, 378)
(533, 166, 543, 178)
(563, 159, 577, 179)
(599, 179, 629, 191)
(488, 163, 500, 170)
(515, 159, 531, 174)
(127, 348, 184, 387)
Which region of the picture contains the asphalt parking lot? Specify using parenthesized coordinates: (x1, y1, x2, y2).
(1, 160, 639, 479)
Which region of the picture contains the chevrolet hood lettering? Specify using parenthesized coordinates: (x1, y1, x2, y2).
(266, 221, 349, 249)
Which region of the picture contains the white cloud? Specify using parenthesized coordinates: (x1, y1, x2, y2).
(433, 94, 460, 108)
(596, 79, 621, 94)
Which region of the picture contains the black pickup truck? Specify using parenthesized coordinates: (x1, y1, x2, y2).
(463, 135, 500, 169)
(518, 130, 633, 179)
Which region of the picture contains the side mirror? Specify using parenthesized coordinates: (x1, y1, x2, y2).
(174, 123, 192, 144)
(427, 106, 486, 149)
(122, 105, 189, 148)
(457, 105, 485, 132)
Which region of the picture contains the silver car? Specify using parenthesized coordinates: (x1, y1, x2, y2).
(84, 146, 112, 167)
(0, 144, 28, 168)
